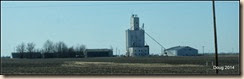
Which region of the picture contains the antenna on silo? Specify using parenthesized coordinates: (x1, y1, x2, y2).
(131, 10, 134, 16)
(142, 23, 144, 30)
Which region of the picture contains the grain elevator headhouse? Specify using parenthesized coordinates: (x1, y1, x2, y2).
(126, 14, 149, 57)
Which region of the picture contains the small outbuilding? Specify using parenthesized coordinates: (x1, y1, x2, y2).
(164, 46, 198, 56)
(84, 49, 113, 57)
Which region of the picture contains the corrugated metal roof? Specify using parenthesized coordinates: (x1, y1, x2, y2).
(166, 46, 192, 51)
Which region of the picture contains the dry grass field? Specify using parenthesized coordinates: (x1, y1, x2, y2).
(1, 55, 240, 75)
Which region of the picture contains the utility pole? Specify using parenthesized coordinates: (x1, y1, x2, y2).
(212, 0, 219, 74)
(116, 47, 117, 57)
(232, 48, 234, 53)
(202, 46, 205, 55)
(118, 49, 120, 57)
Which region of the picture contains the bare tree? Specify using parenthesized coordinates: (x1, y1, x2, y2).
(75, 44, 86, 52)
(43, 40, 55, 53)
(75, 44, 86, 57)
(68, 46, 75, 58)
(26, 42, 36, 58)
(55, 41, 68, 53)
(26, 42, 35, 53)
(54, 41, 68, 57)
(16, 42, 26, 58)
(16, 42, 26, 53)
(68, 46, 75, 52)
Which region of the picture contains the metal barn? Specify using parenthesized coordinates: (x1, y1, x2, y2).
(164, 46, 198, 56)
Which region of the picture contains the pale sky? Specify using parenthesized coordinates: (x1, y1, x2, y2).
(1, 1, 239, 56)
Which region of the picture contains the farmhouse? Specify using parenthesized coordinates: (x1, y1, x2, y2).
(164, 46, 198, 56)
(84, 49, 113, 57)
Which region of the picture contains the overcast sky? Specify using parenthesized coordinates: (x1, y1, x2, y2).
(1, 1, 239, 56)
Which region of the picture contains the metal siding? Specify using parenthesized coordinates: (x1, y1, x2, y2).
(178, 47, 198, 56)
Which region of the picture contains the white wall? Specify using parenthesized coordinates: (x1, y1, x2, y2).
(129, 47, 149, 57)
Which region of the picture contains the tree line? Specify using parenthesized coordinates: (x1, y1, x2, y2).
(14, 40, 86, 58)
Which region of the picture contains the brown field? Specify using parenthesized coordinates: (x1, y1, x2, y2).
(1, 55, 240, 75)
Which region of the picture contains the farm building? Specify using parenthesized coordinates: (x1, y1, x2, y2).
(42, 53, 58, 58)
(126, 14, 149, 57)
(12, 52, 42, 58)
(164, 46, 198, 56)
(84, 49, 113, 57)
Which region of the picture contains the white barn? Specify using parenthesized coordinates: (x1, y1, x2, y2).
(164, 46, 198, 56)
